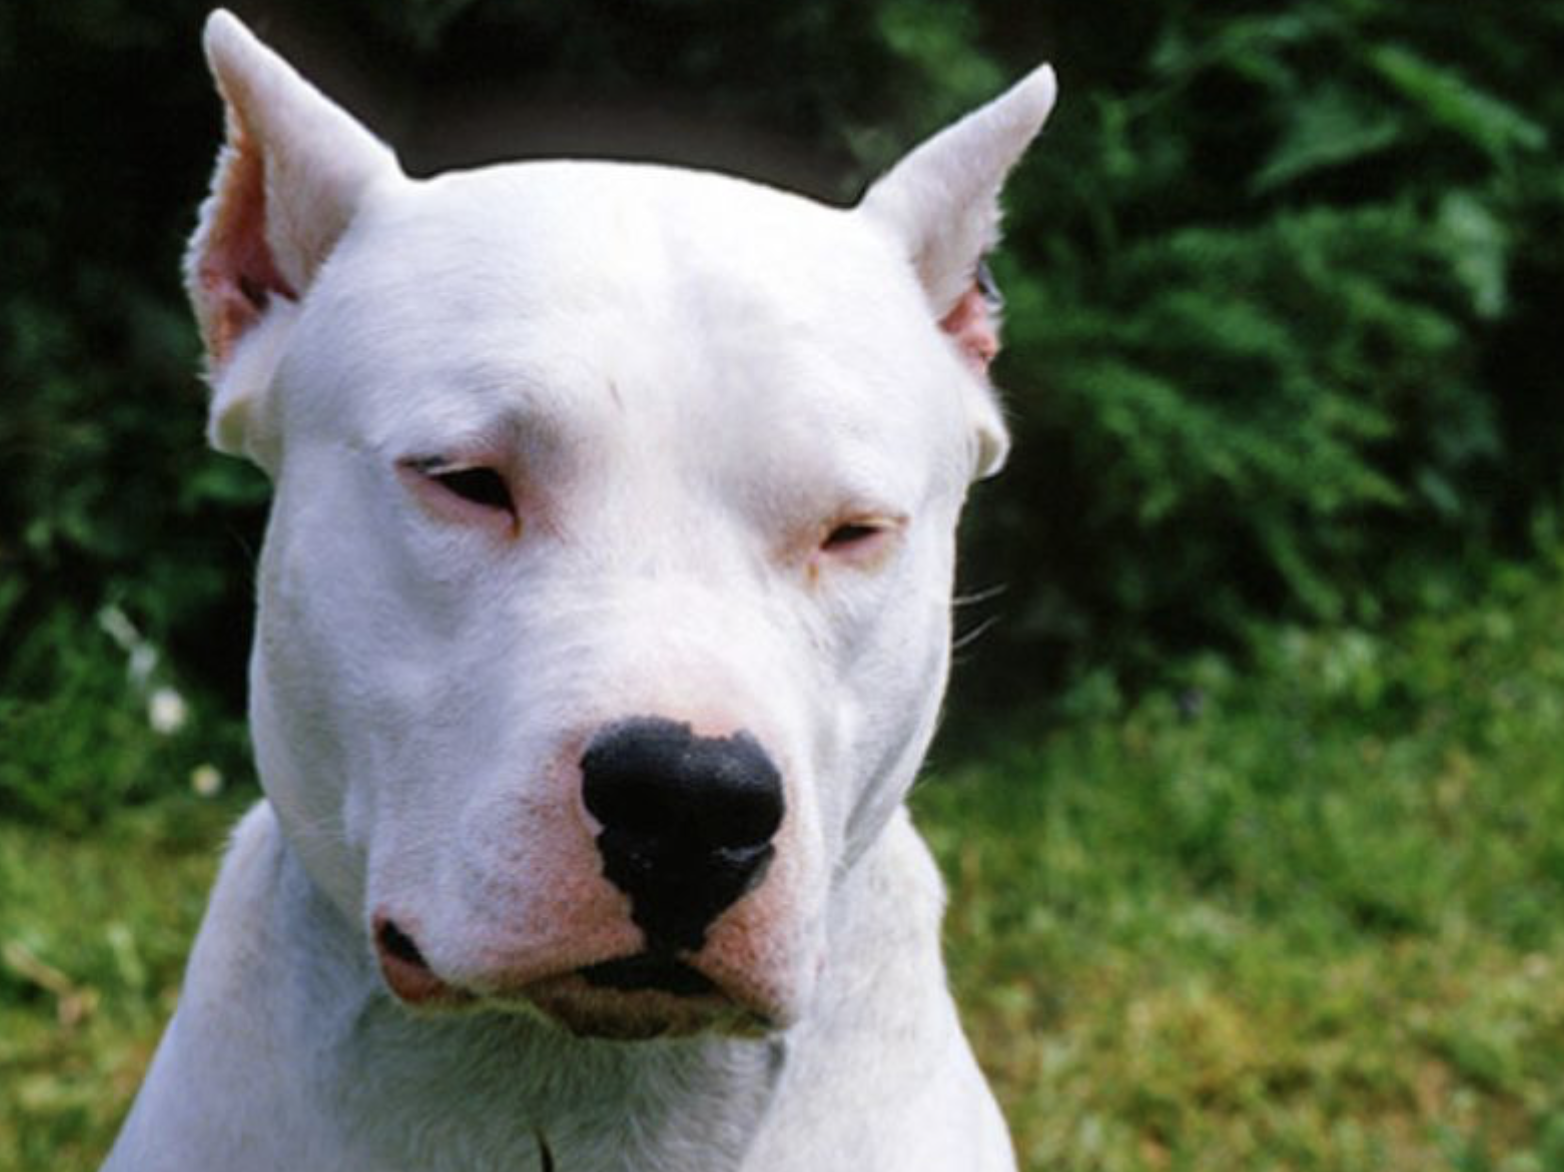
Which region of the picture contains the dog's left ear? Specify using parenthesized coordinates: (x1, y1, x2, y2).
(859, 66, 1057, 479)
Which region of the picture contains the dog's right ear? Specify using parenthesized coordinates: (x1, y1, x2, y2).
(185, 10, 399, 468)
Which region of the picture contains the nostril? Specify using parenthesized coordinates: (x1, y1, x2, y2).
(691, 743, 786, 848)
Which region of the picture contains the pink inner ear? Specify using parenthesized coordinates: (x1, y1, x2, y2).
(196, 129, 298, 363)
(939, 282, 1001, 374)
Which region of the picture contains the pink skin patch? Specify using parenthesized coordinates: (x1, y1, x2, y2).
(196, 125, 298, 362)
(939, 281, 1001, 373)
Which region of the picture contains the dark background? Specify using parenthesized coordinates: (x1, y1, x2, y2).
(4, 0, 1564, 823)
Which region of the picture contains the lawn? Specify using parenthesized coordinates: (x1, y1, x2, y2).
(6, 561, 1564, 1170)
(918, 558, 1564, 1170)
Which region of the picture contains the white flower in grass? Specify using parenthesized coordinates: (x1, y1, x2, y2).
(129, 644, 158, 687)
(148, 687, 188, 735)
(190, 764, 224, 797)
(97, 604, 139, 651)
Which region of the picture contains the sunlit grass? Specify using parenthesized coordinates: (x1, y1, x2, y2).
(8, 560, 1564, 1169)
(0, 798, 244, 1171)
(921, 557, 1564, 1170)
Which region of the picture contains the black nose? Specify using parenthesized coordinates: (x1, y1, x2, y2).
(581, 717, 785, 952)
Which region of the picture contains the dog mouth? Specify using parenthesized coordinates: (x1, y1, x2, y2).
(524, 964, 766, 1041)
(373, 918, 767, 1038)
(577, 953, 718, 996)
(374, 917, 475, 1007)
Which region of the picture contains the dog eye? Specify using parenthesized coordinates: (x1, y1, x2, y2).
(821, 522, 884, 551)
(817, 516, 904, 565)
(430, 467, 513, 513)
(400, 457, 518, 526)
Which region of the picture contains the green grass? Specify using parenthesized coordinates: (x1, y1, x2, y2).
(8, 560, 1564, 1169)
(920, 557, 1564, 1171)
(0, 799, 245, 1171)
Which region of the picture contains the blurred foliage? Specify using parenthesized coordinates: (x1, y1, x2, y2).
(974, 0, 1564, 693)
(3, 0, 1564, 820)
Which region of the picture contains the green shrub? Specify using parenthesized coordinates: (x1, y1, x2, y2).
(954, 1, 1564, 698)
(0, 602, 251, 829)
(6, 0, 1564, 819)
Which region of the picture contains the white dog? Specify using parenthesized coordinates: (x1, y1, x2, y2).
(103, 12, 1055, 1170)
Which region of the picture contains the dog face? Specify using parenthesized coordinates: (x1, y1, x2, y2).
(190, 11, 1053, 1039)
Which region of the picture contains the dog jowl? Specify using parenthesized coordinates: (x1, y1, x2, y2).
(104, 11, 1055, 1171)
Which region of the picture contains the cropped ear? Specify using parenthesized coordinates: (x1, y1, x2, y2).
(858, 66, 1057, 479)
(185, 9, 399, 467)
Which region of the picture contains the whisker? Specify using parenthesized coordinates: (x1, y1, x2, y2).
(953, 582, 1007, 609)
(952, 615, 1001, 654)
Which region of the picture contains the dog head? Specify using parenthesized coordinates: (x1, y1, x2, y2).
(188, 10, 1053, 1039)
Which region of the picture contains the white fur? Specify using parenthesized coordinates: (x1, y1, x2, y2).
(104, 11, 1055, 1170)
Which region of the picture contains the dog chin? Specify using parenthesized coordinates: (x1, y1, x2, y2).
(516, 969, 777, 1041)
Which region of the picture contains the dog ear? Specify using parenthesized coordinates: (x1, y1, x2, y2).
(185, 10, 400, 468)
(858, 66, 1056, 478)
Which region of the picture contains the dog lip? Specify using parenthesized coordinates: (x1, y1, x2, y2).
(517, 966, 772, 1041)
(377, 918, 428, 967)
(373, 916, 471, 1007)
(365, 923, 777, 1030)
(577, 952, 719, 996)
